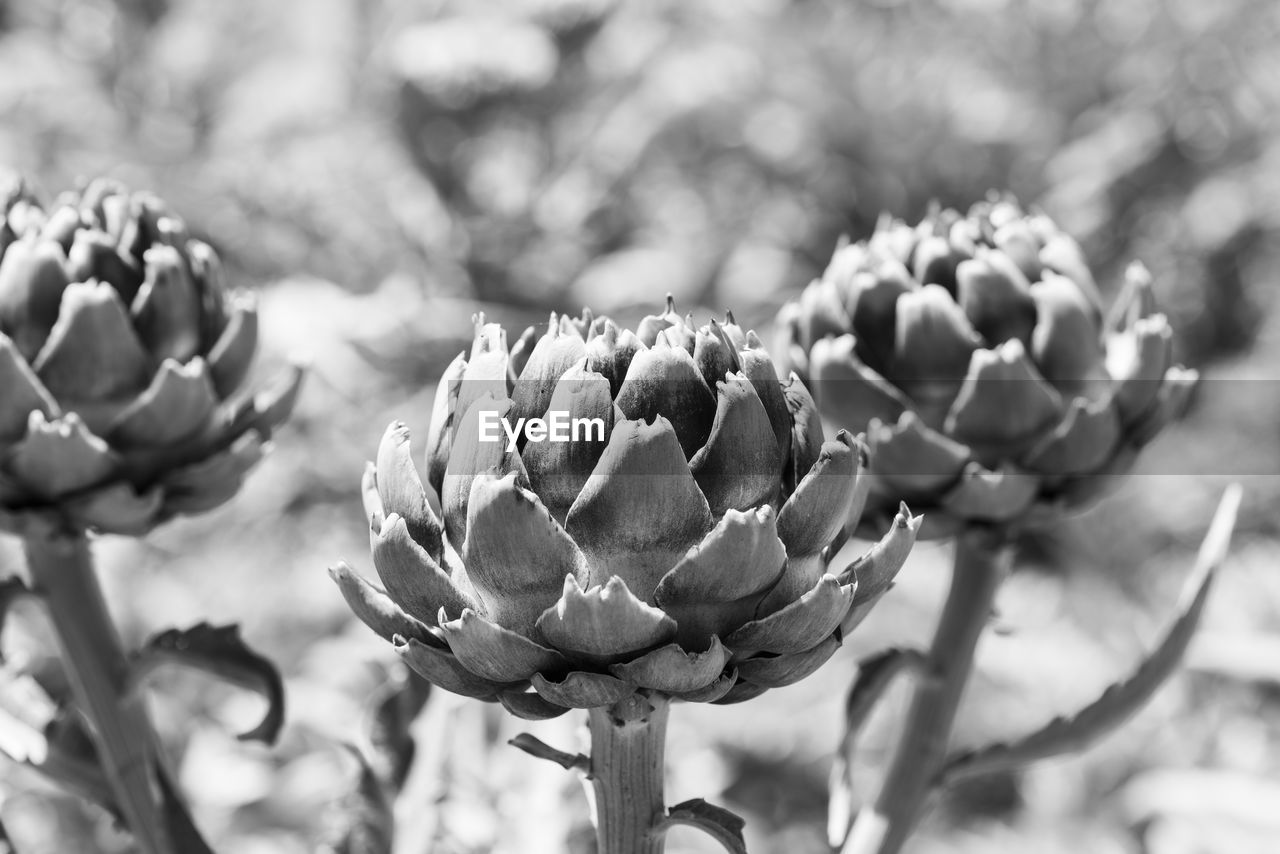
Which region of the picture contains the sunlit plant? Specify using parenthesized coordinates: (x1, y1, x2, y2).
(0, 175, 301, 854)
(332, 301, 918, 853)
(776, 196, 1241, 854)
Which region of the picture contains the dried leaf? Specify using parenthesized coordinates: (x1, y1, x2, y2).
(128, 622, 285, 744)
(941, 484, 1241, 784)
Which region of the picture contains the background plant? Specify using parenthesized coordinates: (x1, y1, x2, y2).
(0, 176, 301, 853)
(775, 198, 1242, 853)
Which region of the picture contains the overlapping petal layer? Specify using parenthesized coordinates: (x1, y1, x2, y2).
(0, 178, 301, 532)
(778, 196, 1195, 535)
(337, 303, 917, 709)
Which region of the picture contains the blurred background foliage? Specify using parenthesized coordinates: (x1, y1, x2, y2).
(1, 0, 1278, 852)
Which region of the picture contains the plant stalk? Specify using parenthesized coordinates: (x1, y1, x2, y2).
(586, 692, 669, 854)
(843, 525, 1010, 854)
(22, 519, 173, 854)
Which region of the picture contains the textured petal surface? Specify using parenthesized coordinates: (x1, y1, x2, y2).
(782, 373, 825, 493)
(422, 354, 466, 499)
(654, 507, 785, 649)
(955, 248, 1036, 347)
(866, 411, 970, 496)
(159, 432, 265, 515)
(1108, 314, 1174, 424)
(778, 430, 863, 559)
(944, 340, 1063, 452)
(565, 416, 712, 600)
(107, 358, 219, 447)
(205, 295, 259, 398)
(376, 421, 444, 559)
(673, 669, 737, 703)
(614, 343, 716, 459)
(838, 503, 921, 613)
(498, 689, 571, 721)
(690, 372, 778, 514)
(453, 319, 510, 437)
(396, 635, 510, 700)
(32, 281, 150, 404)
(462, 473, 586, 637)
(0, 236, 71, 360)
(440, 609, 567, 682)
(531, 670, 633, 709)
(329, 562, 429, 644)
(1022, 397, 1121, 476)
(536, 575, 676, 664)
(4, 411, 118, 498)
(727, 576, 852, 655)
(736, 634, 842, 688)
(892, 284, 982, 424)
(371, 513, 476, 627)
(940, 463, 1039, 522)
(510, 321, 586, 423)
(63, 481, 164, 534)
(441, 395, 527, 552)
(584, 321, 640, 397)
(1030, 273, 1104, 395)
(843, 265, 911, 375)
(521, 363, 615, 516)
(809, 335, 911, 433)
(738, 337, 791, 469)
(609, 636, 728, 693)
(0, 333, 58, 442)
(129, 244, 201, 364)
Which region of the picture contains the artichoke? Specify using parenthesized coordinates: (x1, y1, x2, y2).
(0, 176, 301, 534)
(333, 302, 918, 717)
(776, 196, 1194, 537)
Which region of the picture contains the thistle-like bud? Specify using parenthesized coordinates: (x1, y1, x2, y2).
(777, 195, 1192, 536)
(335, 301, 918, 716)
(0, 177, 301, 533)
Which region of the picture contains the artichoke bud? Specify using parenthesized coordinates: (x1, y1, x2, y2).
(779, 195, 1196, 535)
(0, 177, 301, 534)
(339, 299, 916, 712)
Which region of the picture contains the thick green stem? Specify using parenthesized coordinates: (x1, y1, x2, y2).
(23, 520, 173, 854)
(587, 693, 669, 854)
(843, 526, 1010, 854)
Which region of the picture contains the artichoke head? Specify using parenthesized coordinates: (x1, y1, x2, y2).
(335, 301, 918, 716)
(776, 196, 1194, 537)
(0, 177, 301, 534)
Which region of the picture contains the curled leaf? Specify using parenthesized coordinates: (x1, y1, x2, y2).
(128, 622, 284, 745)
(653, 798, 748, 854)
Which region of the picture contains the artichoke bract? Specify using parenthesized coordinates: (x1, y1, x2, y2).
(0, 177, 301, 534)
(776, 196, 1194, 538)
(334, 302, 918, 716)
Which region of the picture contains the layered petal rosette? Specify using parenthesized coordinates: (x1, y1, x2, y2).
(776, 196, 1194, 537)
(0, 177, 301, 533)
(334, 302, 918, 716)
